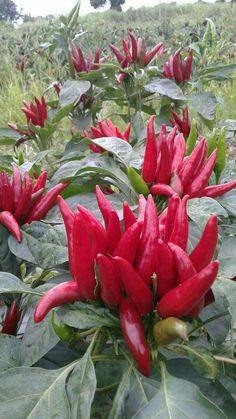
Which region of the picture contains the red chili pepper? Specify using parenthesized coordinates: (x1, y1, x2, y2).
(58, 196, 75, 276)
(12, 164, 22, 211)
(150, 184, 175, 197)
(164, 194, 180, 242)
(199, 180, 236, 198)
(169, 195, 189, 250)
(137, 37, 146, 65)
(34, 281, 82, 323)
(119, 297, 150, 376)
(0, 211, 22, 242)
(185, 149, 217, 197)
(114, 256, 153, 315)
(113, 221, 143, 264)
(14, 172, 33, 222)
(136, 195, 159, 285)
(186, 298, 205, 318)
(25, 182, 68, 223)
(109, 44, 125, 64)
(167, 126, 178, 159)
(122, 39, 132, 64)
(128, 31, 138, 61)
(157, 260, 219, 318)
(170, 172, 183, 197)
(169, 243, 196, 283)
(123, 201, 137, 230)
(156, 239, 177, 298)
(173, 48, 183, 83)
(144, 42, 164, 66)
(32, 171, 47, 192)
(142, 116, 157, 183)
(78, 204, 106, 256)
(1, 173, 14, 213)
(72, 212, 97, 300)
(204, 288, 215, 307)
(183, 49, 193, 80)
(182, 107, 190, 137)
(137, 194, 147, 221)
(155, 133, 172, 184)
(189, 214, 218, 272)
(95, 185, 114, 228)
(97, 254, 122, 307)
(106, 210, 122, 254)
(171, 133, 186, 172)
(123, 122, 131, 142)
(178, 138, 206, 189)
(2, 300, 19, 335)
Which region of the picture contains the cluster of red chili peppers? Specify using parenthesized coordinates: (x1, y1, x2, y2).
(71, 44, 102, 74)
(34, 186, 219, 377)
(84, 118, 131, 153)
(110, 30, 164, 83)
(0, 165, 68, 242)
(170, 106, 191, 139)
(163, 48, 193, 83)
(141, 116, 236, 199)
(8, 95, 48, 140)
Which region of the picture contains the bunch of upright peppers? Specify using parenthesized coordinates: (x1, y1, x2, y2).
(34, 187, 219, 377)
(84, 118, 131, 153)
(9, 96, 48, 141)
(163, 48, 193, 83)
(71, 44, 102, 74)
(110, 30, 164, 83)
(0, 165, 68, 242)
(170, 106, 191, 139)
(140, 116, 236, 199)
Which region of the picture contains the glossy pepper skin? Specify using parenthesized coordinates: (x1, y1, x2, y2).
(0, 166, 68, 241)
(119, 297, 150, 377)
(163, 48, 193, 83)
(157, 261, 219, 318)
(153, 317, 188, 346)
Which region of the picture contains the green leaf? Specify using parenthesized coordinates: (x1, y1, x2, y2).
(145, 79, 185, 101)
(57, 301, 119, 329)
(133, 362, 227, 418)
(59, 80, 90, 107)
(108, 363, 133, 419)
(213, 277, 236, 323)
(92, 137, 133, 164)
(218, 237, 236, 279)
(181, 345, 218, 380)
(0, 335, 23, 372)
(52, 103, 73, 123)
(188, 197, 227, 227)
(189, 92, 218, 121)
(0, 272, 41, 296)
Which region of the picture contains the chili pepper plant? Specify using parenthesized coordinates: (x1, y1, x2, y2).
(0, 2, 235, 418)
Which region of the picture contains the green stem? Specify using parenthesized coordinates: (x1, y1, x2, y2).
(96, 382, 120, 392)
(188, 310, 229, 336)
(92, 329, 108, 357)
(73, 327, 98, 340)
(92, 354, 124, 363)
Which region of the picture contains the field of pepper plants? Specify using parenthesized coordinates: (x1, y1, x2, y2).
(0, 1, 236, 417)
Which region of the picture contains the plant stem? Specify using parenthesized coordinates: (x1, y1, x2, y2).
(92, 354, 124, 363)
(188, 310, 229, 336)
(213, 356, 236, 365)
(96, 382, 120, 392)
(73, 327, 98, 340)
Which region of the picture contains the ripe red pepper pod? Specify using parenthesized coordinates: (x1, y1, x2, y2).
(142, 115, 157, 183)
(172, 48, 183, 83)
(72, 212, 97, 300)
(26, 182, 68, 223)
(170, 172, 183, 197)
(136, 195, 159, 284)
(164, 193, 180, 242)
(169, 195, 189, 250)
(32, 171, 47, 193)
(137, 194, 147, 221)
(113, 220, 143, 264)
(2, 300, 19, 335)
(178, 138, 206, 189)
(189, 214, 218, 272)
(155, 137, 172, 185)
(156, 239, 177, 298)
(185, 149, 218, 197)
(1, 173, 14, 213)
(167, 126, 178, 159)
(182, 107, 190, 138)
(58, 196, 75, 275)
(95, 185, 114, 228)
(77, 205, 106, 256)
(12, 164, 22, 210)
(183, 48, 193, 81)
(150, 184, 175, 197)
(157, 260, 219, 318)
(114, 256, 153, 315)
(144, 42, 164, 66)
(199, 179, 236, 198)
(0, 211, 22, 242)
(97, 254, 122, 307)
(186, 298, 205, 318)
(14, 172, 33, 222)
(34, 281, 82, 323)
(122, 39, 132, 63)
(171, 134, 186, 172)
(106, 210, 122, 254)
(109, 44, 125, 64)
(123, 201, 137, 230)
(119, 297, 150, 376)
(168, 243, 196, 283)
(128, 30, 138, 61)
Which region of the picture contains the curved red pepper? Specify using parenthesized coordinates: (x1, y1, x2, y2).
(185, 149, 217, 197)
(78, 204, 106, 256)
(12, 164, 22, 211)
(113, 221, 143, 264)
(199, 180, 236, 198)
(97, 254, 122, 307)
(168, 243, 196, 283)
(14, 172, 33, 222)
(178, 138, 206, 189)
(189, 214, 218, 272)
(106, 210, 122, 254)
(119, 297, 150, 377)
(0, 211, 22, 242)
(150, 184, 175, 197)
(95, 185, 114, 228)
(58, 196, 75, 276)
(2, 300, 19, 335)
(123, 201, 137, 230)
(142, 116, 157, 183)
(172, 48, 183, 83)
(34, 281, 82, 323)
(155, 131, 172, 184)
(157, 260, 219, 318)
(114, 256, 153, 315)
(156, 239, 177, 298)
(169, 195, 189, 250)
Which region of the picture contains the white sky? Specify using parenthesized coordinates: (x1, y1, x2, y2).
(14, 0, 213, 17)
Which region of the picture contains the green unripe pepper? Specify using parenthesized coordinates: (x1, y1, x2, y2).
(186, 119, 197, 155)
(127, 167, 149, 195)
(51, 311, 74, 342)
(153, 317, 188, 346)
(215, 127, 226, 183)
(207, 128, 217, 157)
